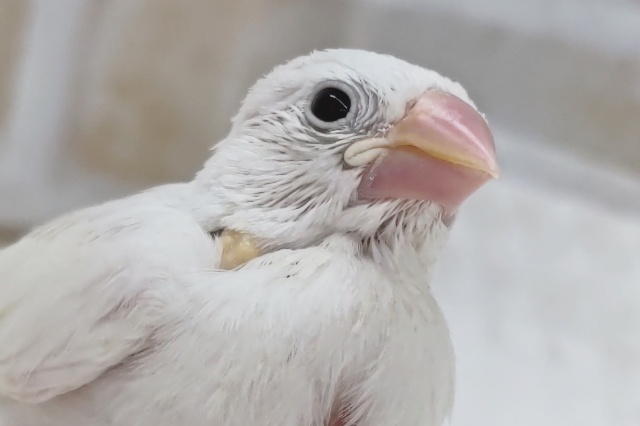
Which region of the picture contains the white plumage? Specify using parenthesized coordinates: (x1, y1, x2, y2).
(0, 49, 496, 426)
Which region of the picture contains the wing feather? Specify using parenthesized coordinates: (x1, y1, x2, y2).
(0, 198, 215, 403)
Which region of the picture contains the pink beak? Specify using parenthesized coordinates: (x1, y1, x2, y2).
(357, 90, 499, 213)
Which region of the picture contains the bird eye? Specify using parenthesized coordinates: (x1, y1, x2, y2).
(310, 87, 351, 123)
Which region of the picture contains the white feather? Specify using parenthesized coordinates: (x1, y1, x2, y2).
(1, 231, 453, 426)
(0, 184, 217, 403)
(0, 49, 482, 425)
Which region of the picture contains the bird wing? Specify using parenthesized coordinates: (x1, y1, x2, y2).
(0, 197, 216, 403)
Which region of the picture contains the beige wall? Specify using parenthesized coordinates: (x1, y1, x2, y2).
(0, 0, 29, 243)
(64, 0, 266, 186)
(0, 0, 29, 129)
(1, 0, 639, 241)
(0, 0, 353, 240)
(60, 0, 353, 186)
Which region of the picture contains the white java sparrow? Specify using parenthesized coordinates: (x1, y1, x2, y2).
(0, 49, 498, 426)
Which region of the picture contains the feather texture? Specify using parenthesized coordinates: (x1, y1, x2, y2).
(1, 230, 453, 426)
(0, 185, 217, 404)
(0, 49, 492, 426)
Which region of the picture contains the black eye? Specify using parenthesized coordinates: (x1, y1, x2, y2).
(310, 87, 351, 123)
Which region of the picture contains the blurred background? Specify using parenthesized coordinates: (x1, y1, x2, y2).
(1, 0, 639, 424)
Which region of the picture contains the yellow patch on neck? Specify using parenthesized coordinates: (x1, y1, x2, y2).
(218, 229, 262, 270)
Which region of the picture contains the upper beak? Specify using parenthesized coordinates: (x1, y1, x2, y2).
(389, 90, 499, 179)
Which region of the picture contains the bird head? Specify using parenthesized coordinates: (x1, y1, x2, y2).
(195, 49, 498, 261)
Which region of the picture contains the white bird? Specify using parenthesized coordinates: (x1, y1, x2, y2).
(0, 49, 498, 426)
